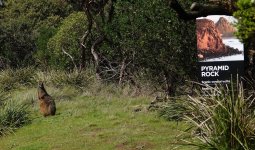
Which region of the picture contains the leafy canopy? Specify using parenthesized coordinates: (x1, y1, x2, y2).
(234, 0, 255, 40)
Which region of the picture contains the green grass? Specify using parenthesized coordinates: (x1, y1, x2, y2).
(0, 87, 190, 150)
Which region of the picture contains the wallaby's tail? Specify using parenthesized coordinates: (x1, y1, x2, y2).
(50, 101, 56, 115)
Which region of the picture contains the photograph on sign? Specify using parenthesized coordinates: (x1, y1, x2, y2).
(196, 15, 244, 62)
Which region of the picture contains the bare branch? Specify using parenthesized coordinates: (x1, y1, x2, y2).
(119, 58, 126, 85)
(79, 30, 91, 69)
(169, 0, 234, 20)
(62, 47, 78, 70)
(0, 0, 3, 7)
(91, 35, 105, 80)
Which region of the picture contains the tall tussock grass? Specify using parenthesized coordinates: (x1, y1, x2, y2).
(0, 67, 36, 91)
(0, 98, 30, 136)
(0, 67, 95, 91)
(36, 69, 94, 89)
(182, 81, 255, 150)
(0, 67, 154, 97)
(158, 97, 189, 121)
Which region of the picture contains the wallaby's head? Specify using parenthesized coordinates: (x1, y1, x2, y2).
(38, 81, 48, 97)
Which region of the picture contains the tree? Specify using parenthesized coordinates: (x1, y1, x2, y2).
(64, 0, 198, 95)
(102, 0, 198, 95)
(46, 12, 87, 70)
(0, 0, 72, 67)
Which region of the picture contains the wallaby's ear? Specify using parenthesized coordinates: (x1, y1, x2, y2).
(38, 81, 44, 88)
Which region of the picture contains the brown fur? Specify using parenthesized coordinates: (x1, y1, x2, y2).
(38, 81, 56, 117)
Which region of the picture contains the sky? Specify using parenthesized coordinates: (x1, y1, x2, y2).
(197, 15, 238, 24)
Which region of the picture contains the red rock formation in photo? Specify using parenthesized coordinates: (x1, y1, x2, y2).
(215, 17, 236, 37)
(196, 18, 241, 61)
(196, 19, 226, 53)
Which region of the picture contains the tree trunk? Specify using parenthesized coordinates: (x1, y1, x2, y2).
(79, 31, 90, 70)
(163, 70, 174, 98)
(91, 35, 105, 81)
(119, 58, 126, 85)
(246, 35, 255, 80)
(0, 0, 3, 7)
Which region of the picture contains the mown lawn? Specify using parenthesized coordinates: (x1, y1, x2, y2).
(0, 87, 192, 150)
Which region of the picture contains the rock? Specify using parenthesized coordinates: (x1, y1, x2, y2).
(215, 17, 236, 37)
(196, 19, 227, 54)
(198, 54, 204, 59)
(133, 105, 147, 112)
(196, 18, 242, 60)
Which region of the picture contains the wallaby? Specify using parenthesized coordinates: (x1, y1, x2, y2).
(38, 81, 56, 117)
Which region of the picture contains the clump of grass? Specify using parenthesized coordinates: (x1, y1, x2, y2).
(0, 67, 95, 91)
(35, 69, 155, 98)
(0, 67, 157, 98)
(159, 98, 189, 121)
(0, 90, 8, 106)
(182, 81, 255, 150)
(36, 69, 95, 89)
(0, 67, 36, 91)
(0, 99, 30, 136)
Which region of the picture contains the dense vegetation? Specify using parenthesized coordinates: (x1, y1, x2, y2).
(1, 0, 254, 92)
(234, 0, 255, 41)
(0, 0, 199, 95)
(0, 0, 255, 149)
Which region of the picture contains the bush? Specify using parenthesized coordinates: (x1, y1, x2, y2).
(182, 82, 255, 150)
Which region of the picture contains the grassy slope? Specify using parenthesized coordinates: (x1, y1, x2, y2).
(0, 87, 191, 150)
